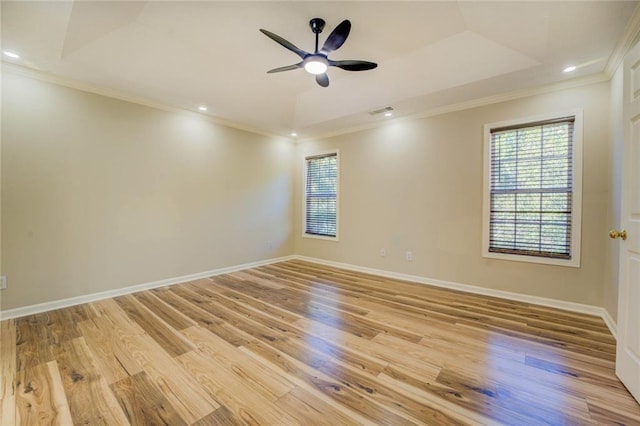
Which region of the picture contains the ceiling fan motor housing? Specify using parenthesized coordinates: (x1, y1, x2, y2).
(309, 18, 326, 34)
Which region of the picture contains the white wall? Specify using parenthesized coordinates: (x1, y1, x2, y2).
(294, 81, 612, 307)
(1, 71, 295, 311)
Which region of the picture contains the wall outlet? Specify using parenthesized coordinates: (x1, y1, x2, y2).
(405, 251, 413, 262)
(379, 248, 387, 257)
(0, 276, 6, 290)
(268, 240, 274, 249)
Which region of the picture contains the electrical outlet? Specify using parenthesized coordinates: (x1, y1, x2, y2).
(268, 240, 274, 249)
(379, 248, 387, 257)
(405, 251, 413, 262)
(0, 276, 6, 290)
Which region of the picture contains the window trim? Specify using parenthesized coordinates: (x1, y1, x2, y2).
(482, 110, 583, 267)
(302, 149, 340, 241)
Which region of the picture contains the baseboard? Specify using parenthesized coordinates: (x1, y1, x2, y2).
(1, 253, 620, 342)
(601, 308, 618, 340)
(0, 255, 296, 320)
(293, 255, 618, 339)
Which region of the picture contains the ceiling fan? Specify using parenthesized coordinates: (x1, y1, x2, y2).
(260, 18, 377, 88)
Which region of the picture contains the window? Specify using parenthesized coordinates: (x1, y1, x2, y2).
(304, 152, 338, 239)
(482, 112, 582, 267)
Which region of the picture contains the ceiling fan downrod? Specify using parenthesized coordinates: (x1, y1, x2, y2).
(309, 18, 325, 53)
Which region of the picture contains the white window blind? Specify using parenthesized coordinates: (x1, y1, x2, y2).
(488, 117, 575, 260)
(305, 153, 337, 238)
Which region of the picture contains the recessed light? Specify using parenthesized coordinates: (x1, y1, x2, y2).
(198, 106, 208, 111)
(291, 132, 298, 137)
(384, 112, 393, 117)
(563, 66, 576, 73)
(3, 51, 20, 59)
(369, 106, 394, 116)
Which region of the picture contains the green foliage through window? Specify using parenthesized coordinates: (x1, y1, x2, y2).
(489, 117, 574, 259)
(305, 153, 337, 237)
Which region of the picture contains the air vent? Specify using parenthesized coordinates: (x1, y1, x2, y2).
(369, 106, 394, 116)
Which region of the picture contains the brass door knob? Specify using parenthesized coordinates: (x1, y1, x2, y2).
(609, 229, 627, 240)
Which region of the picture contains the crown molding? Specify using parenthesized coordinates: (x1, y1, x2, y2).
(1, 62, 285, 140)
(605, 2, 640, 77)
(298, 72, 609, 142)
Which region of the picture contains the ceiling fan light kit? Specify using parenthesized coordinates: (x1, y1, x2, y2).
(303, 56, 328, 75)
(260, 17, 377, 87)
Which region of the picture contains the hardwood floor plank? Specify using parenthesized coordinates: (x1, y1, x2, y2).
(176, 349, 300, 425)
(206, 277, 384, 340)
(209, 274, 425, 343)
(151, 287, 252, 347)
(312, 355, 472, 425)
(377, 365, 538, 425)
(181, 325, 295, 401)
(272, 261, 613, 337)
(376, 331, 624, 417)
(435, 367, 597, 425)
(1, 319, 16, 426)
(114, 294, 195, 357)
(285, 265, 615, 355)
(14, 360, 73, 425)
(2, 260, 638, 424)
(454, 317, 616, 361)
(1, 392, 16, 426)
(294, 317, 440, 382)
(227, 270, 285, 290)
(524, 354, 625, 390)
(132, 291, 197, 331)
(52, 337, 129, 425)
(110, 371, 187, 426)
(120, 333, 219, 423)
(180, 283, 390, 381)
(76, 316, 142, 384)
(90, 299, 147, 336)
(193, 278, 302, 324)
(453, 320, 616, 370)
(587, 400, 640, 424)
(191, 405, 244, 426)
(15, 314, 58, 371)
(240, 339, 413, 425)
(275, 385, 369, 426)
(375, 371, 494, 426)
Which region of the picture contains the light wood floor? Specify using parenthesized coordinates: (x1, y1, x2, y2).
(1, 260, 639, 425)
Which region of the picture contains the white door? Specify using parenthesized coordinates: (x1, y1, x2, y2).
(616, 38, 640, 403)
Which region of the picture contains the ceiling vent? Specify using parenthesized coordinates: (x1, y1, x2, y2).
(369, 106, 394, 116)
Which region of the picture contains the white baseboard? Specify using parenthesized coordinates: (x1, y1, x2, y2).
(293, 255, 618, 339)
(601, 308, 618, 340)
(1, 253, 620, 342)
(0, 255, 296, 320)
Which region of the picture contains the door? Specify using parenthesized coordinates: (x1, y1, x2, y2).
(616, 38, 640, 403)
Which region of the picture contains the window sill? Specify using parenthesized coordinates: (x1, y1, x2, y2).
(483, 251, 580, 268)
(303, 233, 339, 242)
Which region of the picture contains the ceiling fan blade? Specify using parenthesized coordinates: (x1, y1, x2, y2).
(267, 63, 303, 73)
(315, 73, 329, 87)
(260, 29, 309, 59)
(321, 20, 351, 53)
(329, 59, 378, 71)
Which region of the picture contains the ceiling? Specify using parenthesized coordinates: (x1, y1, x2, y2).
(1, 1, 639, 139)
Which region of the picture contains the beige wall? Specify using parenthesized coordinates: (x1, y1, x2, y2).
(1, 71, 295, 311)
(0, 70, 617, 312)
(294, 81, 612, 306)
